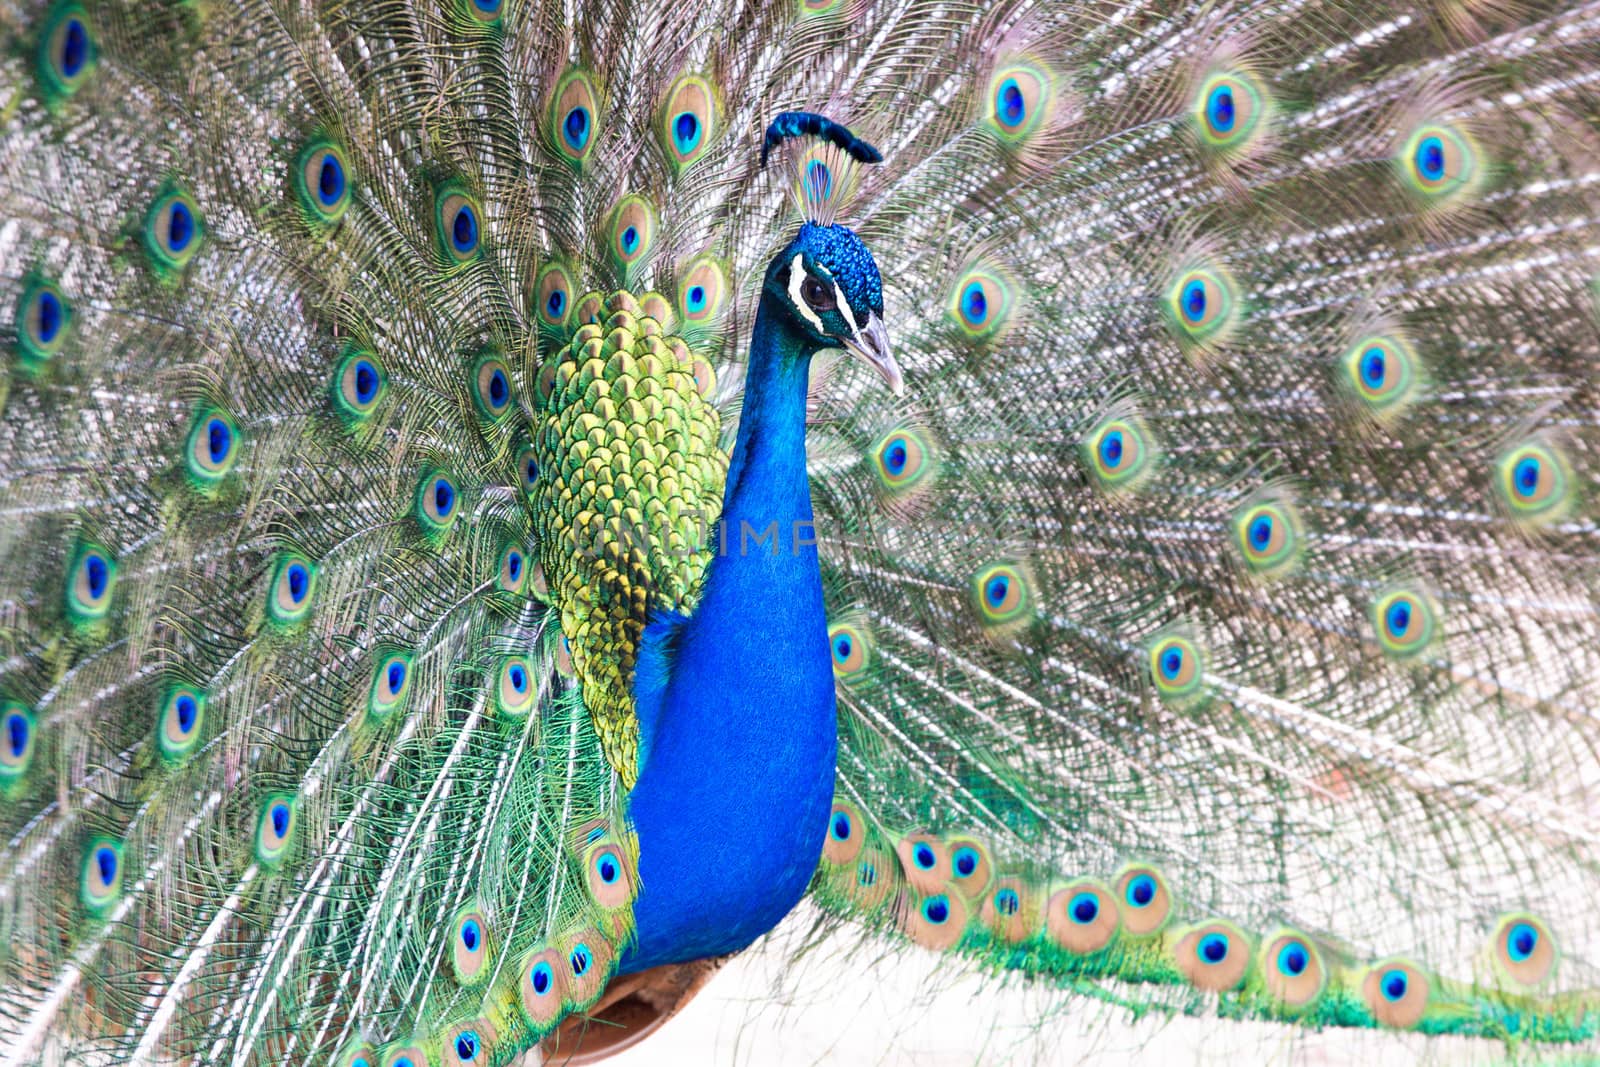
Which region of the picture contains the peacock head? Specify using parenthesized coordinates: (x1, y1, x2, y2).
(765, 220, 901, 395)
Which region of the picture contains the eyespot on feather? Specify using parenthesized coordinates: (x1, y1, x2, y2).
(1495, 440, 1570, 525)
(1490, 914, 1556, 988)
(1166, 264, 1237, 346)
(558, 928, 613, 1009)
(519, 947, 569, 1029)
(1146, 630, 1205, 704)
(156, 686, 206, 763)
(144, 187, 205, 275)
(497, 544, 529, 595)
(442, 1019, 495, 1067)
(551, 70, 601, 166)
(435, 186, 482, 263)
(659, 75, 718, 170)
(332, 349, 386, 422)
(836, 845, 895, 911)
(415, 470, 460, 536)
(1114, 864, 1173, 936)
(1398, 122, 1481, 208)
(535, 263, 575, 328)
(1362, 958, 1430, 1029)
(471, 352, 514, 419)
(1233, 496, 1303, 577)
(980, 876, 1040, 943)
(1341, 333, 1421, 419)
(255, 794, 297, 866)
(678, 256, 729, 327)
(382, 1043, 428, 1067)
(336, 1043, 377, 1067)
(826, 620, 872, 683)
(459, 0, 503, 22)
(185, 409, 240, 489)
(1370, 586, 1438, 659)
(969, 562, 1034, 631)
(896, 831, 950, 896)
(294, 139, 351, 225)
(1045, 879, 1120, 954)
(1084, 413, 1158, 493)
(899, 891, 968, 950)
(267, 553, 316, 627)
(945, 836, 994, 900)
(1192, 69, 1269, 153)
(80, 836, 122, 913)
(947, 264, 1015, 340)
(822, 801, 865, 866)
(1174, 920, 1251, 992)
(368, 652, 412, 723)
(1, 702, 37, 784)
(37, 2, 96, 102)
(984, 59, 1055, 145)
(66, 540, 116, 626)
(583, 839, 636, 910)
(15, 278, 72, 367)
(608, 195, 658, 276)
(1261, 930, 1327, 1008)
(451, 907, 493, 986)
(495, 655, 536, 718)
(870, 426, 937, 501)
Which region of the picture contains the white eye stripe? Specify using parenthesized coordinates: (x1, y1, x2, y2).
(788, 253, 826, 333)
(836, 287, 862, 339)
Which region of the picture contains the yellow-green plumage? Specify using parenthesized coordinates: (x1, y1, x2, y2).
(532, 290, 727, 783)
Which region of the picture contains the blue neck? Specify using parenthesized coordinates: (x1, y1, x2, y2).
(621, 292, 838, 971)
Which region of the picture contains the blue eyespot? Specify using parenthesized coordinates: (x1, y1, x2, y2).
(830, 812, 851, 841)
(85, 553, 109, 599)
(985, 574, 1009, 609)
(832, 633, 853, 662)
(60, 17, 88, 78)
(506, 551, 522, 582)
(620, 226, 638, 254)
(1415, 136, 1445, 182)
(270, 802, 290, 837)
(1199, 932, 1230, 964)
(1098, 429, 1123, 468)
(317, 155, 345, 207)
(570, 943, 591, 977)
(1126, 873, 1156, 907)
(286, 563, 309, 604)
(174, 694, 197, 733)
(922, 895, 950, 924)
(686, 285, 707, 313)
(804, 160, 832, 201)
(531, 960, 553, 995)
(473, 0, 501, 11)
(395, 1058, 413, 1067)
(883, 440, 908, 476)
(857, 861, 877, 887)
(1380, 968, 1408, 1001)
(1361, 347, 1386, 388)
(1277, 940, 1309, 976)
(434, 479, 455, 517)
(996, 78, 1025, 127)
(1385, 600, 1411, 636)
(508, 663, 527, 692)
(913, 843, 936, 870)
(1181, 279, 1207, 323)
(1069, 891, 1099, 924)
(1160, 648, 1183, 680)
(36, 290, 62, 344)
(461, 918, 480, 951)
(454, 1033, 478, 1061)
(672, 111, 701, 154)
(960, 281, 987, 323)
(168, 201, 194, 252)
(5, 709, 30, 759)
(952, 846, 978, 878)
(994, 887, 1020, 916)
(488, 368, 508, 407)
(1508, 922, 1538, 962)
(547, 289, 565, 316)
(1248, 514, 1273, 550)
(563, 107, 590, 152)
(1205, 84, 1235, 133)
(598, 854, 619, 884)
(96, 845, 117, 884)
(1513, 456, 1541, 498)
(451, 203, 478, 255)
(353, 360, 379, 404)
(205, 418, 231, 465)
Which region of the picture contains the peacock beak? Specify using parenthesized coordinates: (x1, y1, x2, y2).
(845, 314, 902, 396)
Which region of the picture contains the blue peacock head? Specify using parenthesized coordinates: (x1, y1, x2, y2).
(761, 112, 901, 395)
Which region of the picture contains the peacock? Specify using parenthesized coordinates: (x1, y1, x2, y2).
(1, 0, 1598, 1062)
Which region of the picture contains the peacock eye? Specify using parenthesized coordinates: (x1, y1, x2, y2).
(801, 276, 835, 312)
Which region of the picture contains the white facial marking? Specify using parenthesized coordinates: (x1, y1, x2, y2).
(788, 253, 826, 334)
(836, 288, 862, 341)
